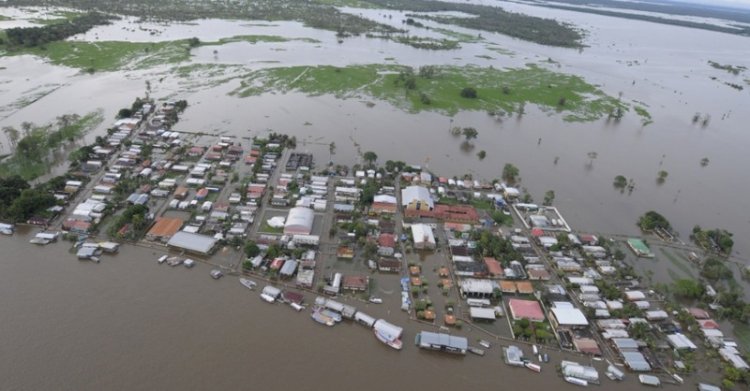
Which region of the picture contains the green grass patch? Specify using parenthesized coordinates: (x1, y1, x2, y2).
(470, 198, 494, 211)
(0, 15, 13, 22)
(2, 35, 318, 72)
(313, 0, 378, 8)
(259, 220, 284, 234)
(733, 323, 750, 353)
(634, 105, 653, 126)
(233, 64, 629, 121)
(659, 248, 695, 278)
(433, 28, 482, 43)
(666, 267, 684, 282)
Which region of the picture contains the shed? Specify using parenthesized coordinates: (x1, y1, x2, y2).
(469, 307, 497, 321)
(167, 231, 218, 254)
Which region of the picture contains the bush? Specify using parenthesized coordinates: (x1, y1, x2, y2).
(460, 87, 477, 99)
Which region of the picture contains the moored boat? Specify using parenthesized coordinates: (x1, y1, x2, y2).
(239, 278, 257, 290)
(260, 293, 276, 303)
(157, 255, 168, 264)
(311, 306, 335, 326)
(210, 269, 223, 279)
(166, 257, 183, 266)
(565, 377, 588, 387)
(524, 362, 541, 373)
(375, 329, 403, 350)
(321, 308, 342, 323)
(479, 340, 491, 349)
(468, 346, 485, 356)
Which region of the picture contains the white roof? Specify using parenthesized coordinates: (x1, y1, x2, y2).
(284, 207, 314, 235)
(469, 307, 497, 320)
(551, 307, 589, 326)
(401, 185, 434, 209)
(167, 231, 217, 254)
(373, 194, 397, 204)
(460, 279, 497, 295)
(667, 333, 697, 350)
(411, 224, 435, 245)
(625, 291, 646, 300)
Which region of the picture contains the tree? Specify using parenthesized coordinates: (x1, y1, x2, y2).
(586, 151, 598, 167)
(502, 163, 519, 184)
(629, 321, 650, 340)
(244, 241, 260, 258)
(657, 170, 669, 184)
(700, 157, 709, 167)
(477, 150, 486, 160)
(638, 211, 671, 231)
(462, 127, 478, 140)
(673, 279, 705, 300)
(363, 151, 378, 165)
(543, 190, 555, 206)
(460, 87, 477, 99)
(613, 175, 627, 189)
(2, 126, 20, 150)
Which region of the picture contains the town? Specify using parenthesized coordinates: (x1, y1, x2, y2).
(0, 96, 744, 391)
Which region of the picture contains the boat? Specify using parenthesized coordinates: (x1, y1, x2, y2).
(157, 255, 168, 264)
(565, 377, 588, 387)
(538, 354, 543, 362)
(375, 329, 403, 350)
(311, 306, 335, 326)
(166, 257, 183, 266)
(260, 293, 276, 303)
(369, 297, 383, 304)
(532, 345, 538, 355)
(183, 259, 195, 268)
(239, 278, 257, 290)
(542, 353, 549, 363)
(290, 302, 304, 312)
(29, 237, 51, 245)
(210, 269, 223, 279)
(0, 223, 14, 235)
(524, 362, 541, 373)
(479, 340, 491, 349)
(321, 308, 342, 323)
(638, 375, 660, 387)
(468, 346, 485, 356)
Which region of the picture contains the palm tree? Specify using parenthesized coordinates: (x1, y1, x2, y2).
(363, 151, 377, 166)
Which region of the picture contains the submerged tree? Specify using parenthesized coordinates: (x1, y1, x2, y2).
(363, 151, 378, 165)
(543, 190, 555, 206)
(613, 175, 627, 190)
(657, 170, 669, 184)
(700, 157, 710, 167)
(477, 150, 486, 160)
(502, 163, 519, 184)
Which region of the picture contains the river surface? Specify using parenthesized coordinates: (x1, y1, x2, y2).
(0, 232, 716, 390)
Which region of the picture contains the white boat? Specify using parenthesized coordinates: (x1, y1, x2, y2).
(375, 329, 403, 350)
(210, 269, 223, 279)
(532, 345, 538, 355)
(167, 257, 183, 266)
(260, 293, 276, 303)
(525, 362, 541, 373)
(0, 223, 14, 235)
(183, 259, 195, 268)
(239, 278, 257, 290)
(639, 375, 660, 387)
(157, 255, 168, 264)
(468, 346, 485, 356)
(369, 297, 383, 304)
(565, 377, 588, 387)
(311, 306, 335, 326)
(290, 302, 304, 312)
(479, 340, 491, 349)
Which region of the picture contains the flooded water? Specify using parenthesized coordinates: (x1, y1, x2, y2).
(0, 233, 714, 389)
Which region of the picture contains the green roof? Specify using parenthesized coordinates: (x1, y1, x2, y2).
(627, 238, 653, 257)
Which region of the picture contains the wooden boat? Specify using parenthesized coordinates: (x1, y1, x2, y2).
(239, 278, 257, 290)
(564, 377, 588, 387)
(468, 347, 485, 356)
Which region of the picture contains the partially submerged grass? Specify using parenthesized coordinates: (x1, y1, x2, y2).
(634, 105, 653, 126)
(233, 64, 629, 121)
(433, 28, 482, 43)
(313, 0, 378, 8)
(658, 248, 694, 278)
(2, 35, 320, 72)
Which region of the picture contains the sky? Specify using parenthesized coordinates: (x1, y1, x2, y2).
(662, 0, 750, 10)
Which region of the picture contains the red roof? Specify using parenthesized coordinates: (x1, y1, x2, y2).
(483, 257, 503, 276)
(433, 204, 480, 224)
(688, 307, 711, 320)
(508, 299, 545, 322)
(378, 233, 396, 248)
(698, 319, 720, 329)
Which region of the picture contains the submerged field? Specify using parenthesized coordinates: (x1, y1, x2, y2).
(232, 64, 643, 122)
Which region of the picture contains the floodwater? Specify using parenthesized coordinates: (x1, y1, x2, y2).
(1, 7, 748, 252)
(0, 232, 715, 389)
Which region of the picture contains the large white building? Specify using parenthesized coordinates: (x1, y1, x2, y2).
(411, 223, 436, 250)
(284, 207, 315, 235)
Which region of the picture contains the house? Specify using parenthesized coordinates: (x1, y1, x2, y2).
(411, 224, 436, 250)
(342, 275, 369, 292)
(508, 299, 545, 322)
(146, 217, 184, 242)
(401, 186, 433, 211)
(377, 258, 401, 273)
(378, 233, 396, 256)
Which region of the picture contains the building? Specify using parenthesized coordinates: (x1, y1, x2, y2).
(342, 275, 369, 292)
(167, 231, 218, 255)
(401, 186, 433, 211)
(377, 258, 401, 273)
(284, 207, 314, 235)
(627, 238, 654, 258)
(411, 224, 436, 250)
(550, 307, 589, 329)
(483, 257, 503, 278)
(508, 299, 545, 322)
(378, 233, 396, 256)
(433, 204, 480, 224)
(146, 217, 184, 242)
(372, 194, 398, 214)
